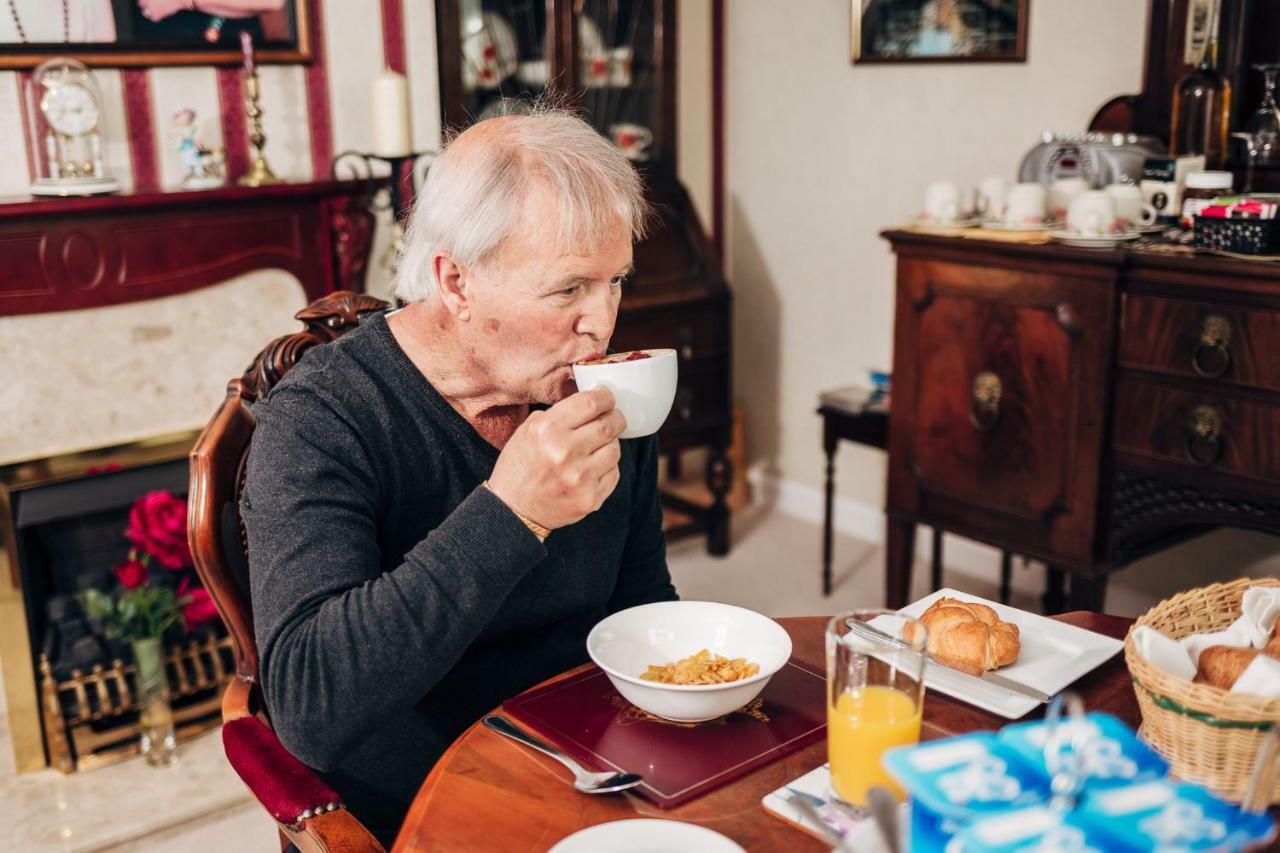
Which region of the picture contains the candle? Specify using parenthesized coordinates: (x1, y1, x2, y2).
(240, 30, 255, 75)
(371, 70, 412, 158)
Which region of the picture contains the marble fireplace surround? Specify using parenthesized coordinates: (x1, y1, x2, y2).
(0, 272, 307, 849)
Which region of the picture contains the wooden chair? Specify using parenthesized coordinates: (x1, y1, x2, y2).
(188, 291, 390, 853)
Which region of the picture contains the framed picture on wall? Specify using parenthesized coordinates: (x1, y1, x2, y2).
(852, 0, 1029, 64)
(0, 1, 311, 68)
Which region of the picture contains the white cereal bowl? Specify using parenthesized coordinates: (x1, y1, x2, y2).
(586, 601, 793, 723)
(572, 349, 677, 439)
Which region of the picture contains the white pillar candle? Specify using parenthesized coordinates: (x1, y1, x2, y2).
(371, 70, 412, 158)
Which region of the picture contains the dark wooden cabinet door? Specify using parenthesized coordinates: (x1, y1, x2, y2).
(888, 255, 1117, 563)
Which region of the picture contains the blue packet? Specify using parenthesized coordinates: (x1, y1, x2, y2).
(884, 733, 1050, 852)
(958, 805, 1117, 853)
(1076, 779, 1277, 852)
(997, 712, 1167, 791)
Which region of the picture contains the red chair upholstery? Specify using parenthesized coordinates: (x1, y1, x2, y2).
(189, 292, 389, 853)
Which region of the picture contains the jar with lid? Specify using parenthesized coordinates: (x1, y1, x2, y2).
(1181, 170, 1234, 226)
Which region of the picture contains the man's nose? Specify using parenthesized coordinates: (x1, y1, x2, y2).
(575, 283, 617, 340)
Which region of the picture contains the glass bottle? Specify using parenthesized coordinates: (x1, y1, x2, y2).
(1170, 0, 1233, 169)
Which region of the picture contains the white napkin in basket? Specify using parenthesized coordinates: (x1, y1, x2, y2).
(1133, 586, 1280, 683)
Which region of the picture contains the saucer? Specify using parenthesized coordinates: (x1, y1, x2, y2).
(910, 214, 982, 229)
(1132, 223, 1168, 235)
(1048, 229, 1141, 248)
(982, 219, 1050, 232)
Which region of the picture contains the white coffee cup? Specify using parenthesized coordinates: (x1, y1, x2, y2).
(922, 180, 966, 224)
(572, 349, 677, 439)
(609, 123, 653, 161)
(582, 52, 610, 88)
(1104, 183, 1157, 229)
(997, 182, 1048, 225)
(1048, 178, 1088, 221)
(608, 47, 633, 86)
(975, 176, 1009, 220)
(1067, 190, 1121, 237)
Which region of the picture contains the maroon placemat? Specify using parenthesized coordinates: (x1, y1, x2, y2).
(501, 660, 826, 809)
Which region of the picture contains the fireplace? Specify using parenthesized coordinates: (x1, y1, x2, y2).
(0, 179, 378, 777)
(0, 431, 240, 773)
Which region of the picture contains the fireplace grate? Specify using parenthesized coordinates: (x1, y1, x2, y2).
(39, 633, 235, 772)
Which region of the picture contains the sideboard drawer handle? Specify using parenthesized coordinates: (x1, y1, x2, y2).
(1184, 405, 1224, 466)
(1191, 315, 1232, 379)
(676, 387, 694, 421)
(969, 372, 1002, 433)
(677, 327, 695, 361)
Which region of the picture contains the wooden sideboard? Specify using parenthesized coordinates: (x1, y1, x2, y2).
(882, 230, 1280, 612)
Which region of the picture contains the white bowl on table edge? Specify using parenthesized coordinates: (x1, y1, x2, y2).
(586, 601, 793, 723)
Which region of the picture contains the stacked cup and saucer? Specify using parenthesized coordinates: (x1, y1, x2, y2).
(1049, 183, 1156, 247)
(911, 180, 982, 229)
(978, 177, 1053, 232)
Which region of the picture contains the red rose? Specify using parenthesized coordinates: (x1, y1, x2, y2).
(113, 558, 149, 590)
(125, 490, 192, 570)
(178, 577, 220, 627)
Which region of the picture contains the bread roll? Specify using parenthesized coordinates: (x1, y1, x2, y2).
(1266, 624, 1280, 659)
(904, 597, 1021, 675)
(1195, 645, 1259, 690)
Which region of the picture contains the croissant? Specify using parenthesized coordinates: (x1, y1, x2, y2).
(904, 598, 1021, 675)
(1195, 645, 1260, 690)
(1266, 624, 1280, 659)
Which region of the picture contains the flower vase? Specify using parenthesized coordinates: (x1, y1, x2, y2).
(132, 636, 178, 767)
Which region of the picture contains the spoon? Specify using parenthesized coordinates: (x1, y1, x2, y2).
(866, 786, 901, 853)
(483, 715, 644, 794)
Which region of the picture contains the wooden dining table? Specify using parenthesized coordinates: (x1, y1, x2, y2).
(391, 612, 1141, 851)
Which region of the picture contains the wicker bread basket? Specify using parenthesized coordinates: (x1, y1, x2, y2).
(1124, 577, 1280, 805)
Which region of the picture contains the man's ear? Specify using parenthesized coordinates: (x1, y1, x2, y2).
(432, 252, 472, 321)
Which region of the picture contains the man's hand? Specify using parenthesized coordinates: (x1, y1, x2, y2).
(487, 387, 626, 531)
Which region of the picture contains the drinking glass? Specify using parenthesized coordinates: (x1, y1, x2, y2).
(826, 609, 927, 808)
(1245, 64, 1280, 167)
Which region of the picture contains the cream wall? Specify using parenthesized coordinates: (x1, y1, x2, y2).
(725, 0, 1147, 503)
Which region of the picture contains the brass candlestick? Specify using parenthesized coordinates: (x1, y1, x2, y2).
(238, 71, 280, 187)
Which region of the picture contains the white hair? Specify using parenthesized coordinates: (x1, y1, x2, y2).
(393, 104, 650, 304)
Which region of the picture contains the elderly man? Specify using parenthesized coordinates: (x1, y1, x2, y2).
(241, 108, 678, 844)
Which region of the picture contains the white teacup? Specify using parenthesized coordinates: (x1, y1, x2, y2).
(1104, 183, 1157, 229)
(1048, 178, 1088, 221)
(572, 349, 677, 439)
(608, 47, 633, 86)
(1067, 190, 1122, 237)
(609, 123, 653, 161)
(582, 52, 610, 88)
(922, 180, 966, 224)
(975, 176, 1009, 220)
(996, 182, 1047, 225)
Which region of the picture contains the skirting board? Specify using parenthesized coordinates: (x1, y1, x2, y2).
(745, 464, 1008, 581)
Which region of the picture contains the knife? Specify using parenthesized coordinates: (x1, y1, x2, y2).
(844, 619, 1053, 704)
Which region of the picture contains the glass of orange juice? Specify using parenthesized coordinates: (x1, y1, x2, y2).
(825, 609, 927, 808)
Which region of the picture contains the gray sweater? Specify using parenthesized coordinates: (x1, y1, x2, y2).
(241, 312, 676, 843)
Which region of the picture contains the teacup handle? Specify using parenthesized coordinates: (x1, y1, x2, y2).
(1136, 202, 1157, 227)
